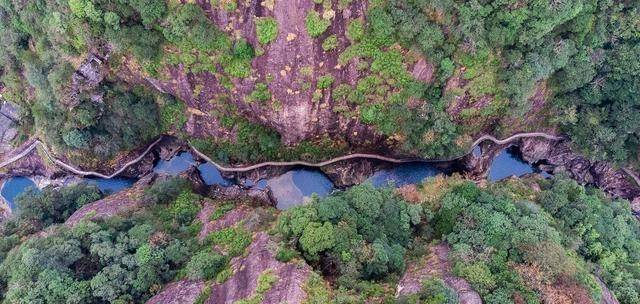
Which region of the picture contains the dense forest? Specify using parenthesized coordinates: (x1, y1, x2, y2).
(0, 0, 638, 167)
(1, 174, 638, 303)
(1, 0, 640, 303)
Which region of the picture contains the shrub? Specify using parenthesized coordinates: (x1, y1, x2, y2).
(317, 74, 335, 89)
(159, 95, 187, 132)
(248, 83, 272, 102)
(322, 35, 338, 51)
(305, 10, 331, 38)
(185, 248, 227, 280)
(346, 19, 364, 42)
(207, 226, 252, 257)
(168, 191, 202, 226)
(255, 17, 279, 45)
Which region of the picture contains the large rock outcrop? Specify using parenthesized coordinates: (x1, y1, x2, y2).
(65, 173, 157, 226)
(396, 242, 482, 304)
(518, 138, 640, 201)
(207, 232, 311, 304)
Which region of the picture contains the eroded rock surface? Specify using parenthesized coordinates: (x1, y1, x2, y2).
(518, 138, 640, 201)
(146, 280, 205, 304)
(197, 202, 251, 241)
(207, 232, 311, 304)
(321, 159, 374, 187)
(0, 102, 18, 156)
(209, 184, 274, 206)
(396, 242, 482, 304)
(65, 173, 157, 226)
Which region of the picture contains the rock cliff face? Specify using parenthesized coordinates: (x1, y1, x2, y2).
(65, 173, 157, 226)
(459, 136, 640, 210)
(118, 0, 430, 152)
(207, 232, 311, 304)
(517, 137, 640, 202)
(321, 159, 375, 187)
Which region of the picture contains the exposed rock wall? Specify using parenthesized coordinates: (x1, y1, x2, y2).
(518, 137, 640, 202)
(207, 232, 311, 304)
(396, 242, 482, 304)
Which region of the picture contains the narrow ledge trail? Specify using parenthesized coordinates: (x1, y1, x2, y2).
(0, 132, 564, 178)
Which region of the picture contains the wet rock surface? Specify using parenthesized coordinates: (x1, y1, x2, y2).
(321, 159, 374, 187)
(209, 184, 275, 207)
(459, 142, 508, 180)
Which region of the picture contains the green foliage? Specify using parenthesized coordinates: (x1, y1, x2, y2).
(278, 183, 422, 287)
(185, 248, 227, 280)
(275, 247, 298, 262)
(322, 35, 338, 51)
(163, 4, 230, 52)
(39, 82, 161, 162)
(0, 183, 102, 262)
(305, 11, 331, 38)
(195, 286, 212, 304)
(145, 177, 192, 205)
(210, 203, 235, 221)
(432, 181, 597, 301)
(346, 19, 364, 42)
(167, 191, 202, 226)
(207, 226, 252, 257)
(396, 278, 458, 304)
(248, 83, 272, 103)
(256, 270, 278, 293)
(158, 95, 187, 132)
(235, 269, 278, 304)
(538, 177, 640, 303)
(255, 17, 279, 45)
(317, 75, 335, 89)
(302, 272, 331, 304)
(0, 183, 206, 303)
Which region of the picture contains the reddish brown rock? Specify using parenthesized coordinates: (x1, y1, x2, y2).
(411, 58, 435, 84)
(65, 174, 157, 226)
(396, 243, 482, 304)
(146, 280, 205, 304)
(197, 203, 251, 241)
(207, 232, 311, 304)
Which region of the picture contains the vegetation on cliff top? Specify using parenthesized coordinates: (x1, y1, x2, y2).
(0, 172, 639, 303)
(1, 0, 639, 168)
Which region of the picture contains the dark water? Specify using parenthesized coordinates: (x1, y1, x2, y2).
(266, 169, 334, 210)
(86, 177, 136, 195)
(368, 163, 442, 187)
(488, 149, 534, 181)
(243, 178, 268, 190)
(1, 177, 38, 210)
(197, 162, 233, 186)
(291, 169, 334, 197)
(1, 147, 544, 211)
(153, 152, 196, 174)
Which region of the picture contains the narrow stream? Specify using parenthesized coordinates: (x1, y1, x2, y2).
(1, 147, 548, 212)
